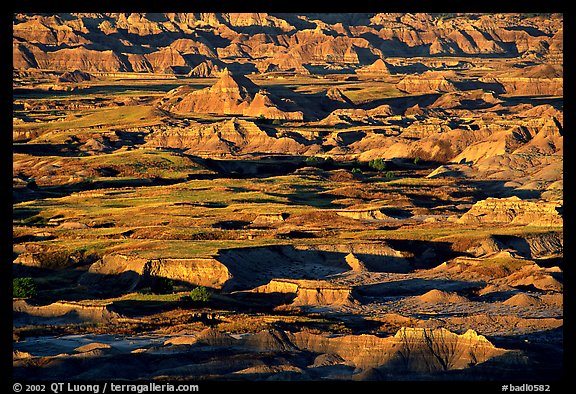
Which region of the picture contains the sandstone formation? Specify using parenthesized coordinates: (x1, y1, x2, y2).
(13, 13, 563, 75)
(160, 68, 304, 120)
(84, 244, 381, 294)
(483, 64, 563, 96)
(81, 254, 232, 291)
(57, 69, 94, 83)
(429, 89, 503, 110)
(254, 279, 356, 307)
(160, 326, 511, 373)
(335, 207, 396, 221)
(13, 299, 120, 325)
(397, 71, 459, 94)
(325, 87, 354, 108)
(458, 197, 562, 226)
(144, 118, 307, 156)
(14, 325, 520, 380)
(345, 253, 367, 272)
(356, 58, 392, 76)
(288, 327, 509, 372)
(188, 59, 223, 77)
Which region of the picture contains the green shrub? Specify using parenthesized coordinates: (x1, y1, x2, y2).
(304, 156, 334, 169)
(351, 167, 363, 174)
(271, 119, 282, 126)
(385, 171, 395, 178)
(368, 158, 387, 172)
(304, 156, 323, 165)
(13, 277, 37, 298)
(189, 286, 212, 302)
(151, 277, 174, 294)
(413, 156, 421, 165)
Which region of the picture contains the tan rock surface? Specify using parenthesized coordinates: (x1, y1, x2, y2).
(458, 197, 562, 226)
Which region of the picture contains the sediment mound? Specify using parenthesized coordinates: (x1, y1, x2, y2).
(414, 289, 470, 304)
(397, 71, 458, 94)
(477, 283, 517, 297)
(80, 138, 110, 153)
(356, 58, 392, 75)
(503, 293, 543, 307)
(426, 164, 472, 179)
(430, 89, 503, 109)
(325, 87, 354, 107)
(187, 328, 238, 347)
(500, 291, 562, 309)
(57, 69, 94, 83)
(71, 342, 116, 358)
(502, 266, 563, 292)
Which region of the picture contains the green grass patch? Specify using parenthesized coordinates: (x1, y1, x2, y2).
(14, 105, 164, 133)
(342, 84, 403, 105)
(339, 225, 563, 242)
(385, 177, 454, 187)
(182, 286, 212, 303)
(116, 292, 185, 303)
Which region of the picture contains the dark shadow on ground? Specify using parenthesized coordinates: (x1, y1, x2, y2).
(358, 93, 442, 112)
(12, 176, 188, 204)
(355, 278, 485, 298)
(198, 156, 303, 178)
(452, 179, 544, 200)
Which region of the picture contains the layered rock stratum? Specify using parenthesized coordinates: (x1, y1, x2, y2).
(13, 13, 563, 74)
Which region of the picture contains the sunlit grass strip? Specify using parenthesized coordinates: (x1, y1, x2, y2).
(339, 225, 563, 241)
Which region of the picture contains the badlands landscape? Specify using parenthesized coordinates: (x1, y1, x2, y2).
(12, 13, 563, 382)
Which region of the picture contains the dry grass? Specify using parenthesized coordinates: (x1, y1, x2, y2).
(15, 105, 165, 134)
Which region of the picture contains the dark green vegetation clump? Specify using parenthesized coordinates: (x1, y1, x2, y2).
(151, 277, 174, 295)
(183, 286, 212, 303)
(13, 277, 37, 298)
(368, 158, 387, 172)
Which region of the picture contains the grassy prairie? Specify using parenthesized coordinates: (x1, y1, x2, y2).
(338, 224, 563, 242)
(340, 83, 403, 105)
(15, 105, 165, 134)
